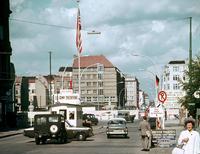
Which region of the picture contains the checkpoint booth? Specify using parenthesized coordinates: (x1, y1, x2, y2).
(49, 103, 82, 127)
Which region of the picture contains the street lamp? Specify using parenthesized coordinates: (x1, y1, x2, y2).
(118, 88, 126, 110)
(138, 68, 157, 101)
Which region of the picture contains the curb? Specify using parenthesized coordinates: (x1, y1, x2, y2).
(0, 132, 23, 139)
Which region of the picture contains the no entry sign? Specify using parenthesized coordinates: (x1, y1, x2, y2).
(158, 91, 167, 103)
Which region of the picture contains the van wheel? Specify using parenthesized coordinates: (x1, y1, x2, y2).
(107, 135, 110, 138)
(35, 136, 40, 145)
(77, 133, 86, 141)
(41, 138, 46, 144)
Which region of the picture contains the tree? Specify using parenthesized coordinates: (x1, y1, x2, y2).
(179, 55, 200, 118)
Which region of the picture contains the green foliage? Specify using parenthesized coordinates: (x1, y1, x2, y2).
(179, 55, 200, 117)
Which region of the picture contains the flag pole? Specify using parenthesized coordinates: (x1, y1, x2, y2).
(77, 0, 81, 100)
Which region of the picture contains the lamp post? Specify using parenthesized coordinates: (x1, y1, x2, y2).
(138, 69, 157, 102)
(118, 88, 126, 110)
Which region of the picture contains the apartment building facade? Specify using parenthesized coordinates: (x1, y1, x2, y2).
(161, 60, 187, 119)
(125, 75, 139, 109)
(72, 55, 125, 110)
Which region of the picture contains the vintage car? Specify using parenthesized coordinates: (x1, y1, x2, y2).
(24, 114, 93, 142)
(65, 120, 93, 141)
(106, 118, 128, 138)
(34, 114, 67, 145)
(82, 113, 98, 126)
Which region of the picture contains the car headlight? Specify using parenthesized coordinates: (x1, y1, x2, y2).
(50, 125, 58, 133)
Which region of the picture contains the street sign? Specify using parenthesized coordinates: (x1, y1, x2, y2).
(149, 107, 164, 117)
(152, 129, 176, 147)
(158, 91, 167, 103)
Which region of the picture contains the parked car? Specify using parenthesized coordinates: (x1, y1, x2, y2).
(117, 111, 135, 123)
(106, 118, 128, 138)
(24, 115, 93, 142)
(65, 120, 93, 141)
(34, 114, 67, 145)
(82, 114, 98, 126)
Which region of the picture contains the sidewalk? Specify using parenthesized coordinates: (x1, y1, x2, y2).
(0, 128, 23, 139)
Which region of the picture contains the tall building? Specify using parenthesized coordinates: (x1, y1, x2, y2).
(125, 75, 139, 109)
(72, 55, 125, 110)
(0, 0, 15, 128)
(161, 60, 187, 119)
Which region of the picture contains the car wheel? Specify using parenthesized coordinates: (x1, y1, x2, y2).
(41, 138, 46, 144)
(124, 134, 128, 138)
(107, 134, 110, 138)
(77, 132, 86, 141)
(35, 135, 40, 145)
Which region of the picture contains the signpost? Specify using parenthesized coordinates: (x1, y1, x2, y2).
(158, 91, 167, 104)
(157, 90, 167, 129)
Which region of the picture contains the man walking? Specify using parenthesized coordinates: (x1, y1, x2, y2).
(138, 116, 151, 151)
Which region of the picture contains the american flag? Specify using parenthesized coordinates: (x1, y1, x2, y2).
(76, 8, 82, 53)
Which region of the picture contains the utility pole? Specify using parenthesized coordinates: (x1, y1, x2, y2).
(189, 17, 192, 69)
(49, 51, 52, 105)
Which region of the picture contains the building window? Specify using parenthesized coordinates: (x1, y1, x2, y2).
(110, 96, 115, 101)
(173, 75, 179, 81)
(87, 97, 91, 102)
(87, 90, 92, 94)
(93, 90, 97, 94)
(173, 84, 180, 90)
(98, 89, 104, 95)
(173, 66, 179, 72)
(93, 82, 97, 86)
(98, 82, 103, 87)
(98, 74, 103, 80)
(93, 97, 97, 102)
(87, 82, 91, 86)
(167, 84, 170, 90)
(104, 96, 110, 101)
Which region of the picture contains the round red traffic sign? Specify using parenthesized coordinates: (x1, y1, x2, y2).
(158, 91, 167, 103)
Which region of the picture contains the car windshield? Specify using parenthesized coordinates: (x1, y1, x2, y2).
(108, 120, 126, 126)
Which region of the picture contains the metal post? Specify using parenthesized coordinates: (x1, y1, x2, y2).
(49, 51, 52, 105)
(189, 17, 192, 69)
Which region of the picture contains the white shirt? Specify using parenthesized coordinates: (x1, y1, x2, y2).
(178, 130, 200, 154)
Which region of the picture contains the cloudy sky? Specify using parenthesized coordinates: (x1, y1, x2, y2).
(10, 0, 200, 99)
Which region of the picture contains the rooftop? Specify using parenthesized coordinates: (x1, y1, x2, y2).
(72, 55, 114, 68)
(168, 60, 185, 64)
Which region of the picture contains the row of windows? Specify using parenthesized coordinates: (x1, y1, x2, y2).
(74, 73, 104, 80)
(81, 96, 116, 102)
(163, 75, 185, 81)
(163, 84, 181, 90)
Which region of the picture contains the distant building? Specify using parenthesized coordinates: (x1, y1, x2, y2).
(125, 75, 139, 109)
(15, 76, 29, 112)
(161, 60, 187, 119)
(72, 55, 125, 110)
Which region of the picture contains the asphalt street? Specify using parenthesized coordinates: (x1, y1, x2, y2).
(0, 121, 155, 154)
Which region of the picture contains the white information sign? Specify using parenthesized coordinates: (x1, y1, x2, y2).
(149, 107, 164, 117)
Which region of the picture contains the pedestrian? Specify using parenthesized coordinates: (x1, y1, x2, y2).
(138, 116, 151, 151)
(172, 119, 200, 154)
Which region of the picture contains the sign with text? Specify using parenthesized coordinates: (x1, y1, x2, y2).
(152, 129, 176, 147)
(149, 107, 164, 117)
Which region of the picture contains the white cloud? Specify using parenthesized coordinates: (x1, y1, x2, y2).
(9, 0, 200, 97)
